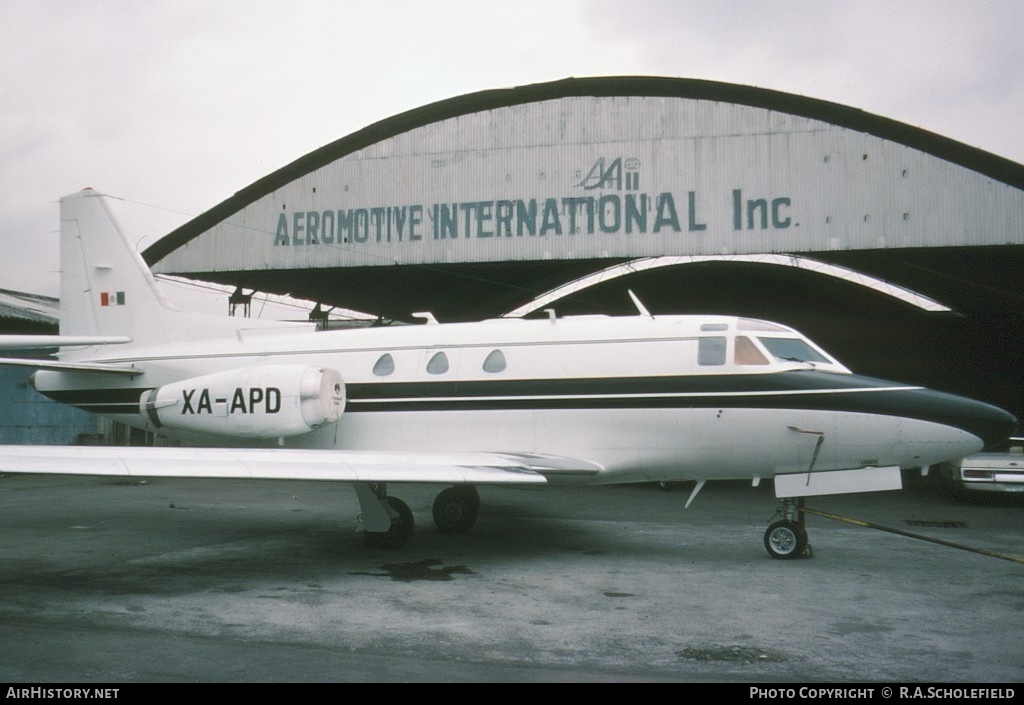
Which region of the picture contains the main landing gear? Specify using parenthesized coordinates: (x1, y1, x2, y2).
(355, 482, 415, 549)
(432, 486, 480, 533)
(764, 498, 811, 559)
(354, 483, 481, 548)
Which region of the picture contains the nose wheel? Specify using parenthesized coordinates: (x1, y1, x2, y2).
(764, 520, 809, 559)
(764, 498, 812, 559)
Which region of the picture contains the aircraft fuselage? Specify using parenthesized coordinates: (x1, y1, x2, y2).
(33, 314, 1015, 485)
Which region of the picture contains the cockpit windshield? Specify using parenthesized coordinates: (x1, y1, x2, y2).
(757, 337, 831, 364)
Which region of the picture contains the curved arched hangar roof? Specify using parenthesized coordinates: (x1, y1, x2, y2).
(146, 76, 1024, 321)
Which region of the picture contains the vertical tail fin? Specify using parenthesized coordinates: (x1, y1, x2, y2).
(59, 189, 178, 340)
(58, 189, 310, 346)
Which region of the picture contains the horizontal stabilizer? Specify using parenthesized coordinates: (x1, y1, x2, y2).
(0, 336, 132, 350)
(0, 446, 605, 484)
(0, 358, 143, 375)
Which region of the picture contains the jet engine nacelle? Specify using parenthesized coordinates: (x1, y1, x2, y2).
(140, 365, 345, 439)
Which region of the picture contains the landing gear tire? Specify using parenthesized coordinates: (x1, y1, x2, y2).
(365, 496, 414, 549)
(764, 520, 808, 560)
(432, 486, 480, 533)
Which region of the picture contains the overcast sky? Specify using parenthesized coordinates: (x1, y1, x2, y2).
(2, 0, 1021, 299)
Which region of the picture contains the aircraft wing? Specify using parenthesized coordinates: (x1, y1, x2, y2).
(0, 446, 602, 484)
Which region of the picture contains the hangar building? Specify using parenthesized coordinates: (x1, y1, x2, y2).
(143, 77, 1024, 421)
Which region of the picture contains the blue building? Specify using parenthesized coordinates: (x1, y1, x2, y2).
(0, 288, 101, 445)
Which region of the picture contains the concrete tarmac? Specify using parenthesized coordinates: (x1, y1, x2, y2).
(0, 472, 1021, 682)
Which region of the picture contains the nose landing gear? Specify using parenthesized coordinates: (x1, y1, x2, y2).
(764, 498, 812, 559)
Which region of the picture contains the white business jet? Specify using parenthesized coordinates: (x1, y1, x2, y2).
(0, 190, 1016, 558)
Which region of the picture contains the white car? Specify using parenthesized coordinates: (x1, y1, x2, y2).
(953, 447, 1024, 493)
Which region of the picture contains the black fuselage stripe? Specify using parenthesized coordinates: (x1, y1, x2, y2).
(39, 373, 896, 411)
(36, 371, 1015, 445)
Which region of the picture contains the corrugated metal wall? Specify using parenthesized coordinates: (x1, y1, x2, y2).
(0, 366, 99, 445)
(155, 95, 1024, 275)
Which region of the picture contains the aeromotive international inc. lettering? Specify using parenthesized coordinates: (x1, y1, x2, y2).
(272, 157, 794, 247)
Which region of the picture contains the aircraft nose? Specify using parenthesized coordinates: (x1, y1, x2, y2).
(955, 396, 1018, 450)
(911, 384, 1019, 450)
(837, 373, 1018, 451)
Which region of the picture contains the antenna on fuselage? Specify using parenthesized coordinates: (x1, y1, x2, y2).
(627, 290, 653, 318)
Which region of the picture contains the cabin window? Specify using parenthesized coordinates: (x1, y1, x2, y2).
(426, 351, 450, 375)
(698, 336, 726, 366)
(735, 336, 769, 365)
(372, 353, 395, 376)
(482, 349, 507, 373)
(758, 337, 829, 364)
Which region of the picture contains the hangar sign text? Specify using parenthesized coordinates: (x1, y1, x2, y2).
(272, 157, 793, 247)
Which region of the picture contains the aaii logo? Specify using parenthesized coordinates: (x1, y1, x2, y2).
(578, 157, 641, 191)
